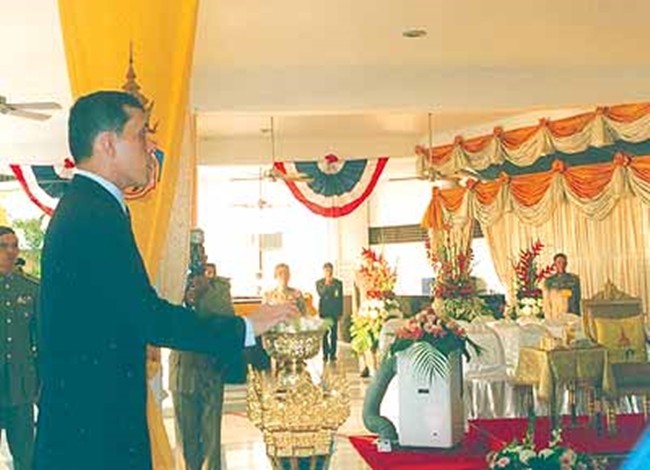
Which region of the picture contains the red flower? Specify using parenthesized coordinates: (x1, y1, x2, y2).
(513, 239, 555, 298)
(397, 325, 424, 340)
(357, 248, 397, 301)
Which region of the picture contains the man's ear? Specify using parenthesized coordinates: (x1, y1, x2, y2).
(92, 130, 116, 159)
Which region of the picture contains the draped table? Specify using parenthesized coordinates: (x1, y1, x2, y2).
(514, 345, 615, 427)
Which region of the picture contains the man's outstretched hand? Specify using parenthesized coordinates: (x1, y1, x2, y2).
(247, 302, 300, 336)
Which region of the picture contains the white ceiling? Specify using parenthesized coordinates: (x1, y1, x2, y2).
(193, 0, 650, 163)
(2, 0, 650, 165)
(192, 0, 650, 112)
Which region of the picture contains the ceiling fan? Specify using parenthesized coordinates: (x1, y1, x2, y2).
(389, 113, 483, 186)
(231, 117, 313, 183)
(230, 169, 287, 210)
(0, 95, 62, 121)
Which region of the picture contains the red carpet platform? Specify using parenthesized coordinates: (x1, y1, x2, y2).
(349, 415, 647, 470)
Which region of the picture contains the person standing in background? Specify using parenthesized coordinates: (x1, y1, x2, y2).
(264, 263, 306, 314)
(0, 226, 39, 470)
(316, 262, 343, 362)
(171, 243, 238, 470)
(544, 253, 582, 317)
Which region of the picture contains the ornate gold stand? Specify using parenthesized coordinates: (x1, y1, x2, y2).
(247, 329, 350, 470)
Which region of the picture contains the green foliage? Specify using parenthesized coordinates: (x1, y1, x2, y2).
(350, 312, 384, 354)
(441, 296, 493, 322)
(13, 216, 46, 278)
(487, 427, 607, 469)
(14, 217, 45, 251)
(401, 342, 450, 383)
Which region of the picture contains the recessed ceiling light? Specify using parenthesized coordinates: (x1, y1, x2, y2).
(402, 28, 427, 38)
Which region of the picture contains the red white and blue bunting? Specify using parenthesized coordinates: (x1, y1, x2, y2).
(9, 162, 74, 216)
(273, 155, 389, 218)
(7, 149, 164, 216)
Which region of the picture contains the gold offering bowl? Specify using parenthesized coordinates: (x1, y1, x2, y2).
(248, 329, 350, 469)
(262, 328, 328, 387)
(262, 328, 324, 363)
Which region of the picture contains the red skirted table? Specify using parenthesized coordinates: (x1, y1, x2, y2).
(349, 415, 647, 470)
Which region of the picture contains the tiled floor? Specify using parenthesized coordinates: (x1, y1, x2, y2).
(0, 343, 371, 470)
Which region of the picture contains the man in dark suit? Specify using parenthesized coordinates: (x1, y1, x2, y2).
(34, 91, 296, 470)
(316, 262, 343, 362)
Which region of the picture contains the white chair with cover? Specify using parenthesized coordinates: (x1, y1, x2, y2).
(486, 319, 522, 377)
(519, 323, 549, 349)
(513, 323, 553, 416)
(463, 323, 512, 418)
(471, 315, 494, 324)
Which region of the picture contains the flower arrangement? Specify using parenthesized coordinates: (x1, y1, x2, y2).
(357, 248, 397, 300)
(425, 231, 491, 322)
(389, 305, 480, 380)
(351, 248, 399, 355)
(487, 428, 606, 470)
(511, 240, 555, 319)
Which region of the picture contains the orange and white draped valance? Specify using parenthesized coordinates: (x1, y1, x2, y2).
(416, 103, 650, 177)
(421, 153, 650, 229)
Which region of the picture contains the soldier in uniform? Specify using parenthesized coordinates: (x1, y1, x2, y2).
(316, 262, 343, 362)
(0, 226, 39, 470)
(170, 230, 238, 470)
(544, 253, 582, 316)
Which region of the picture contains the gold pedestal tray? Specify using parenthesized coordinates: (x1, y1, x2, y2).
(247, 329, 350, 470)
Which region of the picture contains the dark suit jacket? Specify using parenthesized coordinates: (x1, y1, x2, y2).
(34, 175, 245, 470)
(316, 278, 343, 319)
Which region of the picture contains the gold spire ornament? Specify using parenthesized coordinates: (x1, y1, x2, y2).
(120, 42, 161, 199)
(121, 42, 157, 134)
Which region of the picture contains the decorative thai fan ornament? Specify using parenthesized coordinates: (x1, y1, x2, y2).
(273, 154, 388, 218)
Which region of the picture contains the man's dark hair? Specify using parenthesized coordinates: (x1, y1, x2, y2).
(68, 91, 144, 163)
(323, 262, 333, 270)
(0, 226, 15, 237)
(553, 253, 568, 262)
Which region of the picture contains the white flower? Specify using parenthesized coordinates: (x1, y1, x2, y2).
(519, 449, 536, 463)
(358, 299, 394, 321)
(560, 449, 576, 465)
(520, 305, 532, 316)
(273, 316, 327, 333)
(539, 448, 554, 458)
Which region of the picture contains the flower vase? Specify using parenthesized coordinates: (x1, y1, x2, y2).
(396, 350, 465, 448)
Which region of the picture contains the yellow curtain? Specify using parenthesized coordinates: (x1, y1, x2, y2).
(156, 111, 195, 304)
(484, 197, 650, 312)
(58, 2, 198, 469)
(57, 0, 198, 279)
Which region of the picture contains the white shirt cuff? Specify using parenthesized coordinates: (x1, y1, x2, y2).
(243, 317, 256, 347)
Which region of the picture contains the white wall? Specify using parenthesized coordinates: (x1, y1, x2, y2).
(196, 156, 504, 299)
